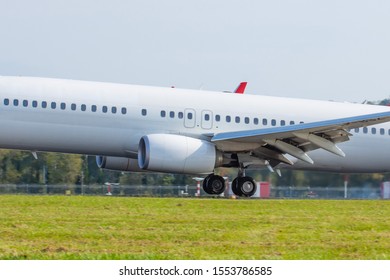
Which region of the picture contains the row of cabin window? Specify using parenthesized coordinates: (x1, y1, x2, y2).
(354, 127, 390, 136)
(157, 110, 302, 126)
(3, 98, 127, 115)
(155, 110, 390, 135)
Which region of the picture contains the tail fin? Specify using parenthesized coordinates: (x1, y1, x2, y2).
(234, 82, 247, 94)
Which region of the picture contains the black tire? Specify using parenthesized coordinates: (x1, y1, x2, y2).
(203, 174, 226, 195)
(202, 174, 214, 194)
(237, 176, 257, 197)
(231, 178, 243, 196)
(209, 175, 226, 195)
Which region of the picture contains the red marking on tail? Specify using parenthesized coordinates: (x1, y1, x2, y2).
(234, 82, 247, 94)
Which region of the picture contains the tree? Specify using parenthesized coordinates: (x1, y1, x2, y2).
(43, 153, 82, 184)
(0, 150, 41, 184)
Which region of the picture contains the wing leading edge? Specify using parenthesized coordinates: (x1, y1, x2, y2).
(211, 111, 390, 167)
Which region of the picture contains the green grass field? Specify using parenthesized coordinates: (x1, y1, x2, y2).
(0, 195, 389, 260)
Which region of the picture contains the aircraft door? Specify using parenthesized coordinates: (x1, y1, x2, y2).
(201, 110, 213, 129)
(184, 109, 196, 128)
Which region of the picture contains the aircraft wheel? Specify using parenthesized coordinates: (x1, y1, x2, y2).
(203, 174, 226, 195)
(231, 178, 243, 196)
(202, 174, 213, 194)
(233, 177, 256, 197)
(238, 176, 257, 197)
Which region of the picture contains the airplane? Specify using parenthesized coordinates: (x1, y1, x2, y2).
(0, 75, 390, 197)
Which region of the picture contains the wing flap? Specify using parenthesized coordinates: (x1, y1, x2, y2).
(293, 132, 345, 157)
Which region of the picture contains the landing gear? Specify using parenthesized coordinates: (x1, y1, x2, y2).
(202, 174, 226, 195)
(202, 170, 257, 197)
(232, 176, 257, 197)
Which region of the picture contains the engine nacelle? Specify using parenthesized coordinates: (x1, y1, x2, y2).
(138, 134, 222, 174)
(96, 156, 144, 172)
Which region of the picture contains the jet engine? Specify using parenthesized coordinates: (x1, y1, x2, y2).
(96, 156, 143, 172)
(138, 134, 223, 174)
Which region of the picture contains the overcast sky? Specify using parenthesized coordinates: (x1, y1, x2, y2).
(1, 0, 389, 102)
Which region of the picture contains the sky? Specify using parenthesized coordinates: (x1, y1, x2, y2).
(0, 0, 390, 102)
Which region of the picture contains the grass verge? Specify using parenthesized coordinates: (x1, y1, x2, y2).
(0, 195, 389, 259)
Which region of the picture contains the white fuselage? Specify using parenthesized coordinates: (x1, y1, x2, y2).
(0, 76, 389, 173)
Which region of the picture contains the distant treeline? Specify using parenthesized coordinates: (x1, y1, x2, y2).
(0, 148, 388, 188)
(0, 150, 198, 186)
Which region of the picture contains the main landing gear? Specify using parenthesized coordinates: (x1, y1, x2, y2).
(231, 176, 257, 197)
(202, 170, 257, 197)
(202, 174, 226, 195)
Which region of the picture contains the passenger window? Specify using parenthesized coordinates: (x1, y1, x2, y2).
(215, 115, 221, 122)
(32, 101, 38, 108)
(51, 102, 56, 109)
(161, 110, 166, 117)
(23, 100, 28, 107)
(14, 99, 19, 106)
(187, 112, 193, 119)
(354, 128, 359, 133)
(245, 117, 250, 124)
(4, 98, 9, 105)
(178, 112, 184, 119)
(281, 120, 286, 126)
(102, 106, 108, 113)
(226, 116, 231, 123)
(71, 103, 76, 110)
(111, 106, 117, 114)
(363, 127, 368, 134)
(42, 101, 47, 108)
(380, 128, 385, 135)
(81, 104, 87, 111)
(371, 128, 376, 134)
(290, 121, 295, 125)
(271, 119, 276, 126)
(122, 107, 127, 115)
(205, 114, 210, 121)
(254, 118, 259, 125)
(60, 103, 66, 110)
(92, 105, 97, 112)
(141, 109, 147, 116)
(170, 111, 175, 118)
(262, 118, 267, 125)
(235, 116, 240, 123)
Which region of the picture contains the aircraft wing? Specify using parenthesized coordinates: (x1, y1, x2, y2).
(211, 111, 390, 166)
